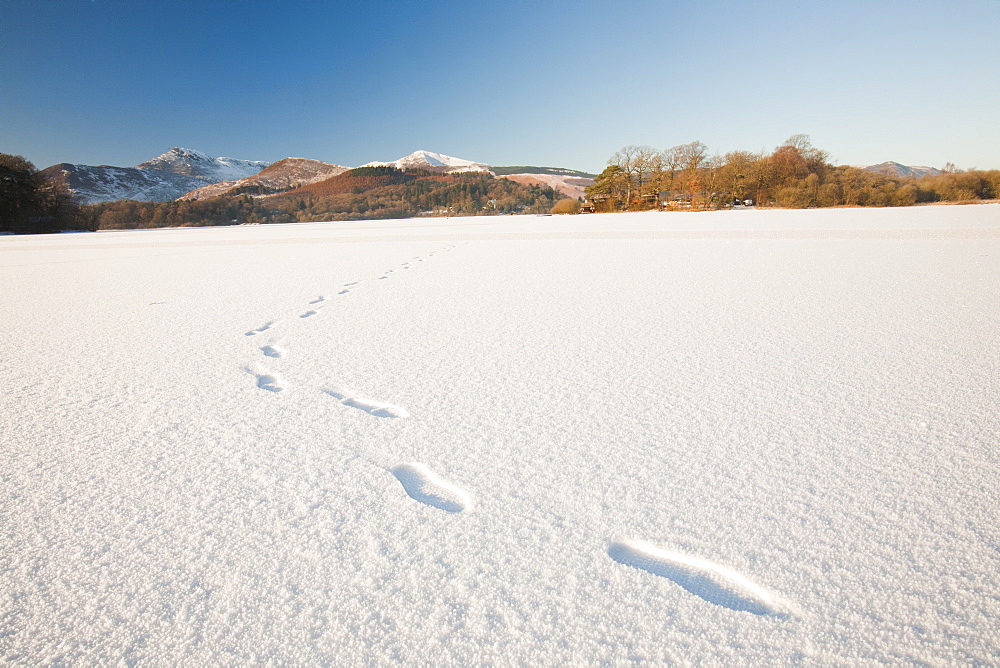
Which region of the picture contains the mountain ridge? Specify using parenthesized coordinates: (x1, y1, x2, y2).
(179, 158, 350, 200)
(863, 161, 943, 179)
(362, 150, 492, 174)
(41, 147, 600, 204)
(136, 147, 269, 181)
(42, 147, 271, 204)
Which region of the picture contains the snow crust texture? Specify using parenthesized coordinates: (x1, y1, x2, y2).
(2, 205, 999, 664)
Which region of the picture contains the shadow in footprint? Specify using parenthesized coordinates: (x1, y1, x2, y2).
(260, 345, 284, 358)
(323, 389, 409, 418)
(248, 369, 285, 393)
(390, 463, 472, 513)
(607, 541, 791, 617)
(246, 321, 275, 336)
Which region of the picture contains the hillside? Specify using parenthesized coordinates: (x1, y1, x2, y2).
(498, 173, 594, 200)
(490, 166, 596, 178)
(268, 166, 562, 221)
(40, 148, 270, 204)
(39, 162, 209, 204)
(77, 167, 563, 229)
(864, 161, 943, 179)
(180, 158, 350, 200)
(283, 166, 415, 197)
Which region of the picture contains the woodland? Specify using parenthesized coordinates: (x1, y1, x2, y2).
(585, 135, 1000, 211)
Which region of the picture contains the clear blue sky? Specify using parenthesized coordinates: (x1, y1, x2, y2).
(2, 0, 997, 172)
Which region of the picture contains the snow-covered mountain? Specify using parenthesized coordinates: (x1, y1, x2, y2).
(179, 158, 350, 201)
(864, 161, 943, 179)
(39, 163, 211, 205)
(137, 147, 269, 182)
(363, 150, 492, 174)
(40, 148, 271, 204)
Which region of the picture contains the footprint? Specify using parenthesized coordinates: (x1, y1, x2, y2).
(390, 463, 472, 513)
(309, 296, 326, 305)
(323, 389, 409, 418)
(260, 344, 285, 358)
(607, 541, 791, 617)
(249, 369, 286, 393)
(300, 309, 320, 318)
(338, 289, 352, 295)
(245, 321, 276, 336)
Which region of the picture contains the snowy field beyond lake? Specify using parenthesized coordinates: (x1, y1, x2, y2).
(2, 206, 998, 664)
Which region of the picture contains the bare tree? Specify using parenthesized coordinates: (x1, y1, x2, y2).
(700, 155, 726, 208)
(609, 145, 639, 207)
(674, 141, 709, 204)
(657, 146, 680, 196)
(719, 150, 758, 203)
(634, 145, 660, 207)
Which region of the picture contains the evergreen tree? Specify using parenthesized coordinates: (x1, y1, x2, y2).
(0, 154, 79, 233)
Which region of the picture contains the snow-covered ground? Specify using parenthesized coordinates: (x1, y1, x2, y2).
(2, 205, 998, 664)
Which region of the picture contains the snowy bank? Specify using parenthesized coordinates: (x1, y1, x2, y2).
(2, 206, 998, 663)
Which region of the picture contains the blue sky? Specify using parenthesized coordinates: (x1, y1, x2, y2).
(2, 0, 997, 172)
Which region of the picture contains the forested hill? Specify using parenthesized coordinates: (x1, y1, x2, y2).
(73, 167, 562, 230)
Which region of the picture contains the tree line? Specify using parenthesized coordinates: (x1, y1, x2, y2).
(585, 135, 1000, 211)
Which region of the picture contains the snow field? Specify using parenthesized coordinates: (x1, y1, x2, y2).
(1, 206, 999, 663)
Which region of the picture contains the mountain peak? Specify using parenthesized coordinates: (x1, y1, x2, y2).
(864, 161, 942, 179)
(139, 147, 214, 168)
(364, 150, 492, 174)
(136, 148, 270, 181)
(42, 148, 270, 204)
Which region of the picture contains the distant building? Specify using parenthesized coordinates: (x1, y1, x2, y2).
(660, 192, 693, 209)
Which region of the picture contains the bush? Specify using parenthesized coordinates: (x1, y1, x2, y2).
(550, 198, 580, 214)
(891, 184, 918, 207)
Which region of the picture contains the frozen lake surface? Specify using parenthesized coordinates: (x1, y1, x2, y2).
(2, 206, 998, 663)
